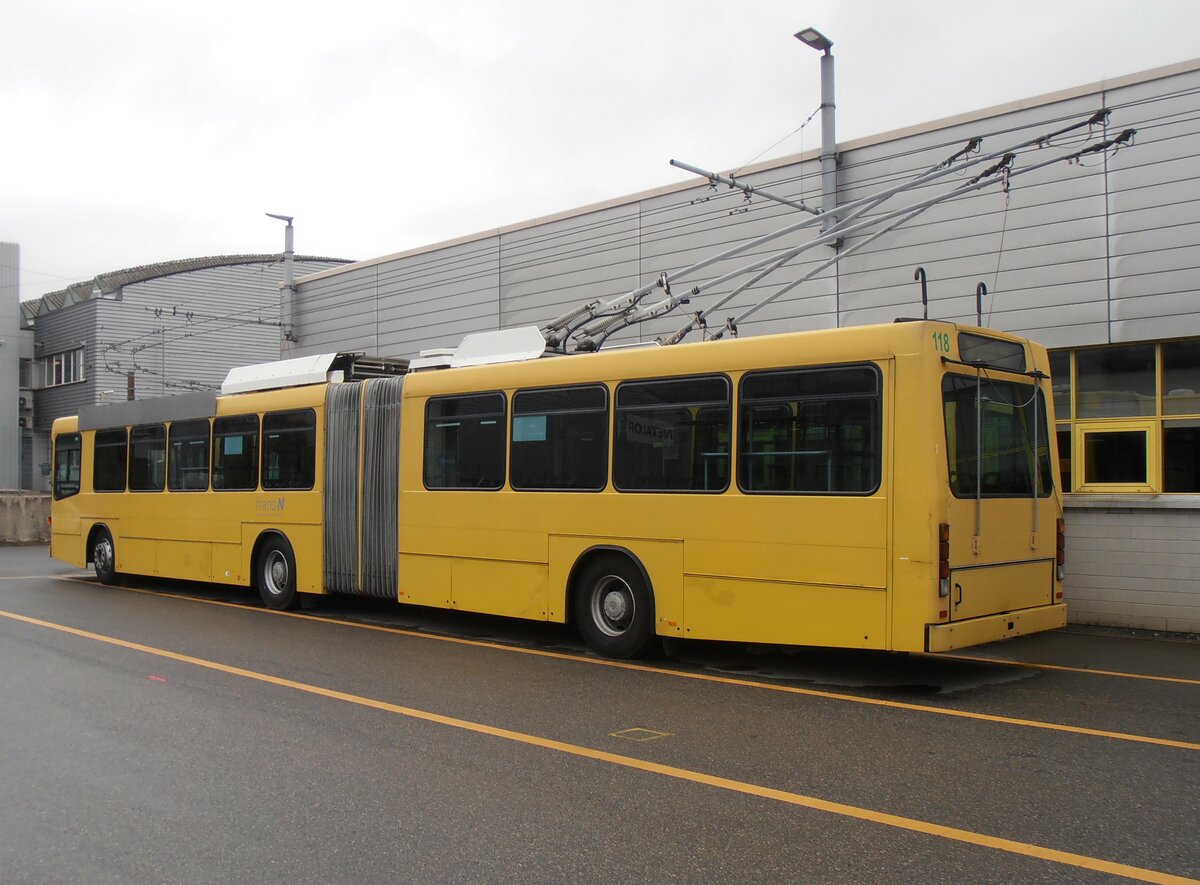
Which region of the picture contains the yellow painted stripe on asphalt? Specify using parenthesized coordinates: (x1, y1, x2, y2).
(58, 576, 1200, 753)
(0, 607, 1193, 885)
(937, 654, 1200, 687)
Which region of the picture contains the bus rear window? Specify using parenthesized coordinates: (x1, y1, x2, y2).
(943, 374, 1052, 497)
(958, 333, 1026, 372)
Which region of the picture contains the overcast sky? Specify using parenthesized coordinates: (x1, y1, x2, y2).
(2, 0, 1195, 301)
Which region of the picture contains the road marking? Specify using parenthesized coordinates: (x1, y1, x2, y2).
(0, 575, 89, 581)
(2, 607, 1194, 885)
(57, 576, 1200, 753)
(937, 654, 1200, 687)
(609, 727, 671, 741)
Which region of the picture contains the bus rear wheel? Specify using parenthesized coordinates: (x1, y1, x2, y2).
(92, 528, 117, 585)
(574, 554, 657, 659)
(257, 535, 299, 611)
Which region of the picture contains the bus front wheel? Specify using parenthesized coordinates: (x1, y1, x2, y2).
(574, 554, 657, 659)
(257, 535, 299, 611)
(92, 528, 117, 585)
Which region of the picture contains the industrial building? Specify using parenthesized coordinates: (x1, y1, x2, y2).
(283, 59, 1200, 634)
(10, 254, 348, 491)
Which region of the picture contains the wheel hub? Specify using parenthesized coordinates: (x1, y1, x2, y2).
(602, 589, 628, 623)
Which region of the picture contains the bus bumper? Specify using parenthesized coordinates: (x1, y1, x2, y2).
(926, 603, 1067, 653)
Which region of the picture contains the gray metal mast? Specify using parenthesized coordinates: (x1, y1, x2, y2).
(795, 28, 838, 242)
(267, 213, 296, 343)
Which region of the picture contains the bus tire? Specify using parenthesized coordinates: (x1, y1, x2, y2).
(574, 553, 657, 659)
(257, 535, 299, 611)
(92, 527, 118, 585)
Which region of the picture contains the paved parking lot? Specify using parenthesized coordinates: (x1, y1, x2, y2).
(1, 545, 1196, 883)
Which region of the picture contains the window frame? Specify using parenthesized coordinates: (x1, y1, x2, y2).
(261, 408, 316, 491)
(212, 414, 260, 492)
(93, 427, 129, 493)
(737, 363, 883, 497)
(168, 419, 212, 493)
(510, 383, 609, 492)
(613, 373, 732, 494)
(1073, 420, 1158, 493)
(53, 432, 82, 500)
(1050, 341, 1200, 494)
(423, 392, 508, 491)
(128, 424, 167, 493)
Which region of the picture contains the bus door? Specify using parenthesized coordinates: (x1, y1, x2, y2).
(942, 370, 1058, 621)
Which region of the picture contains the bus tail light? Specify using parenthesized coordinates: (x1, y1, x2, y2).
(1056, 518, 1066, 585)
(938, 523, 950, 597)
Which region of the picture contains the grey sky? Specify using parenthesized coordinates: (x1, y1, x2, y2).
(2, 0, 1194, 301)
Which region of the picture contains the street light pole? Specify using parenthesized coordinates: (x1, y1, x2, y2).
(795, 28, 839, 245)
(266, 213, 296, 345)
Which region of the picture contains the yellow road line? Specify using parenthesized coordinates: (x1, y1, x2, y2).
(0, 575, 88, 581)
(0, 607, 1193, 885)
(57, 576, 1200, 753)
(938, 654, 1200, 687)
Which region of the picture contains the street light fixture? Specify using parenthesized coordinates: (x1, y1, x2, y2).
(795, 27, 838, 244)
(794, 28, 832, 53)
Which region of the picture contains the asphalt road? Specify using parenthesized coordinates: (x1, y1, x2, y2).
(1, 545, 1197, 884)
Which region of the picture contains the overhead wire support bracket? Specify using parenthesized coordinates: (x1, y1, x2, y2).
(670, 159, 822, 216)
(548, 110, 1129, 354)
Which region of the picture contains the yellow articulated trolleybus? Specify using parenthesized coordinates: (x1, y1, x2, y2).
(49, 320, 1067, 658)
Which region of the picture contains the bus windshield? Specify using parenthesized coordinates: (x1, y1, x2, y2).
(943, 374, 1052, 498)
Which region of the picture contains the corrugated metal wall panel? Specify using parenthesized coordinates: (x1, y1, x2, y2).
(288, 65, 1200, 361)
(32, 300, 99, 430)
(1106, 70, 1200, 343)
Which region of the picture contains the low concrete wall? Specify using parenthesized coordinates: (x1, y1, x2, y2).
(1064, 497, 1200, 634)
(0, 492, 50, 544)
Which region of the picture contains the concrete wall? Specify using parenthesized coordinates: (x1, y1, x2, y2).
(1064, 499, 1200, 633)
(0, 492, 49, 544)
(0, 243, 20, 489)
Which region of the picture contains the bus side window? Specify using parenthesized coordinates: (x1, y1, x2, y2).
(168, 419, 212, 492)
(129, 425, 167, 492)
(511, 385, 608, 491)
(614, 375, 730, 493)
(424, 393, 506, 490)
(262, 409, 315, 490)
(739, 365, 881, 495)
(94, 428, 128, 492)
(213, 415, 259, 491)
(53, 433, 82, 500)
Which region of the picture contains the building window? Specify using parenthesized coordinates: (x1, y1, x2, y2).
(1050, 340, 1200, 494)
(42, 348, 85, 388)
